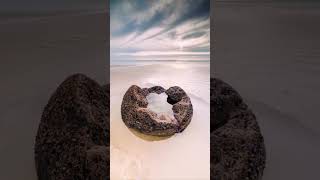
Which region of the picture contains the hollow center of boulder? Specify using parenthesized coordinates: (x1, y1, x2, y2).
(146, 93, 174, 120)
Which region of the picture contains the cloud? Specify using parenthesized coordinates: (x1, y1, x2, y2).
(110, 0, 210, 63)
(182, 31, 207, 40)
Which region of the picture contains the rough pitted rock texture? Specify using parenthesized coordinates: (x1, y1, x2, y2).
(211, 78, 266, 180)
(35, 74, 110, 180)
(121, 85, 193, 136)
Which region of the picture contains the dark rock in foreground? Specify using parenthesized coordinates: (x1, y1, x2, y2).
(211, 78, 266, 180)
(35, 74, 110, 180)
(121, 85, 193, 136)
(35, 74, 265, 179)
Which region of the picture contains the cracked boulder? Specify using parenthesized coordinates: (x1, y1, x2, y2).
(121, 85, 193, 136)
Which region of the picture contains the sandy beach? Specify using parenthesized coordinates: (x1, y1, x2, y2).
(110, 63, 210, 179)
(212, 1, 320, 179)
(2, 1, 319, 179)
(0, 7, 108, 179)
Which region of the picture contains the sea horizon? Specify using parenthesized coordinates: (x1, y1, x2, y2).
(110, 59, 210, 66)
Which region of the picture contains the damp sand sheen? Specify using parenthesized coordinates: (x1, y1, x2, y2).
(110, 63, 210, 179)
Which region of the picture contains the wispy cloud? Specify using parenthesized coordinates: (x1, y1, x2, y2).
(110, 0, 210, 64)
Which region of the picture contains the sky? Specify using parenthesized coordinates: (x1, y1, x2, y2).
(110, 0, 210, 64)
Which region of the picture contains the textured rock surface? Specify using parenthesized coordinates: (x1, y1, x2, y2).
(148, 86, 166, 94)
(35, 74, 110, 180)
(121, 85, 193, 136)
(211, 78, 266, 180)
